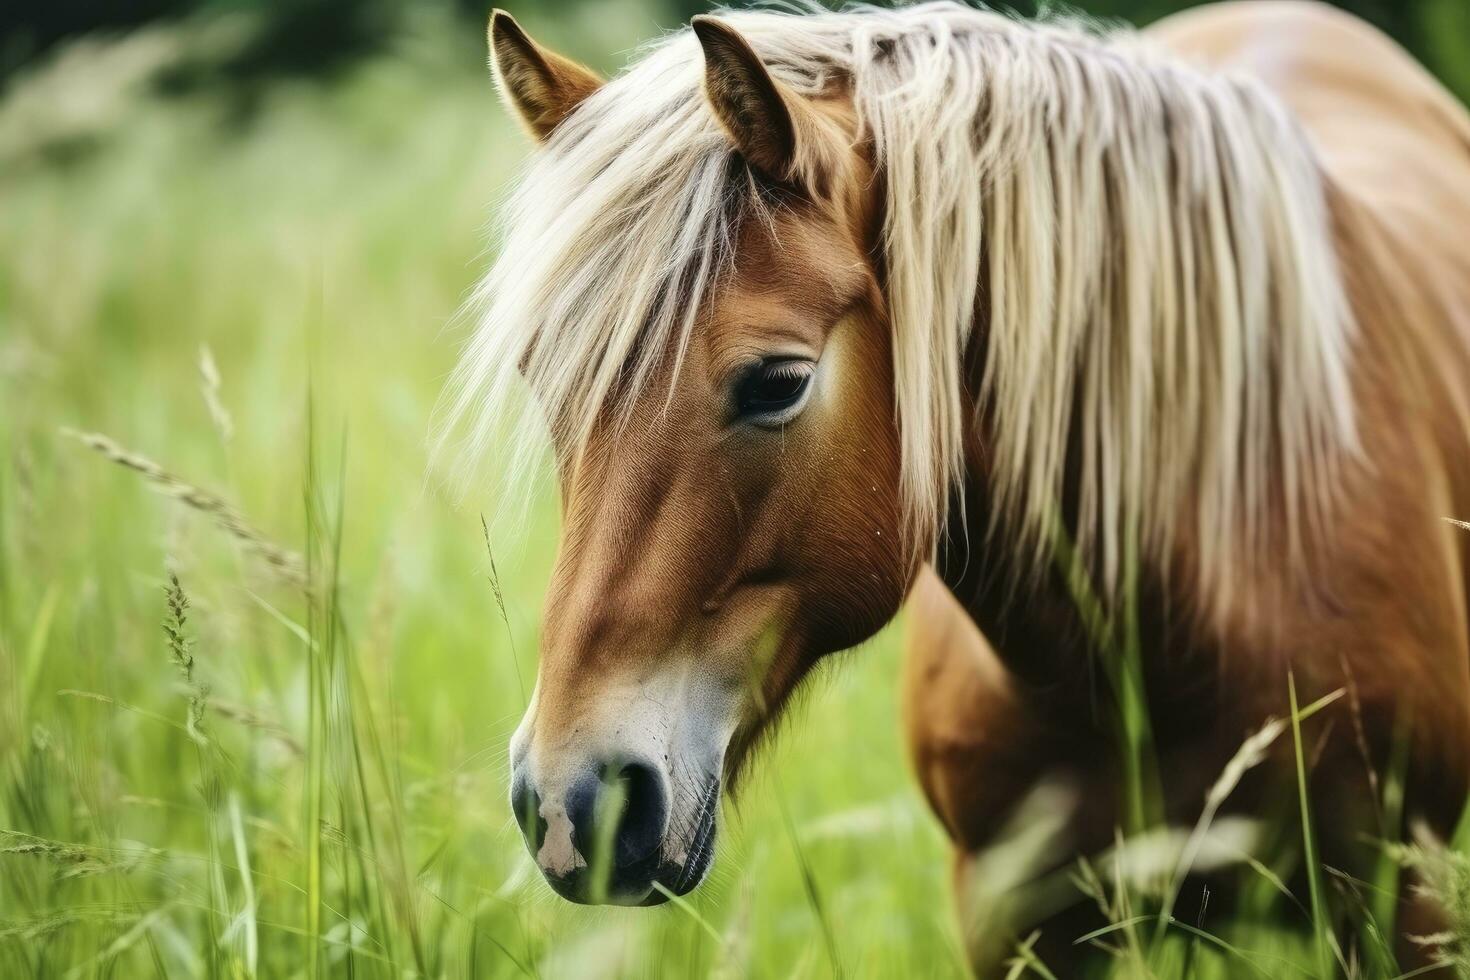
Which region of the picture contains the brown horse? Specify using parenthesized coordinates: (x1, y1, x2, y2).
(444, 0, 1470, 968)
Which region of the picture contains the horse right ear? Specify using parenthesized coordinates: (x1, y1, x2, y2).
(692, 16, 804, 181)
(489, 10, 603, 142)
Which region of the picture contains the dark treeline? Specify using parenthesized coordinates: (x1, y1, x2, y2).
(3, 0, 1466, 100)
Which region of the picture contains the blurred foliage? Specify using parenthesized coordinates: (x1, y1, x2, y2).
(3, 0, 1469, 103)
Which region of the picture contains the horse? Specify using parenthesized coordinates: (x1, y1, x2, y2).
(442, 1, 1470, 970)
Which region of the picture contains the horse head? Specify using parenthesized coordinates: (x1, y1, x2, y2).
(485, 11, 910, 905)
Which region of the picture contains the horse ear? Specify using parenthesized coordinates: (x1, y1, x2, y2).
(692, 16, 801, 180)
(489, 10, 603, 142)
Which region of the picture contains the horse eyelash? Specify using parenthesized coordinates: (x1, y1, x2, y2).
(761, 359, 813, 379)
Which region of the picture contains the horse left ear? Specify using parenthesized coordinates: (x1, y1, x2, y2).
(692, 16, 805, 181)
(489, 10, 604, 142)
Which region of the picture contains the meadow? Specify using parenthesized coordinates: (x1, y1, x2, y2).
(0, 6, 1464, 979)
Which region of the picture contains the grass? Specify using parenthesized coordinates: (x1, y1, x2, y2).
(0, 8, 1465, 979)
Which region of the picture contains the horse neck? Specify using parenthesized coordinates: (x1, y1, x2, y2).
(933, 271, 1353, 709)
(910, 36, 1360, 652)
(932, 423, 1247, 724)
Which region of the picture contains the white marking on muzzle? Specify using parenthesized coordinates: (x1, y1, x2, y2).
(535, 801, 584, 876)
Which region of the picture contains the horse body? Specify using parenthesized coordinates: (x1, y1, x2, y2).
(450, 0, 1470, 966)
(906, 1, 1470, 965)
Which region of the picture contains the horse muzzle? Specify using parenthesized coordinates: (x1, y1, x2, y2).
(510, 750, 721, 906)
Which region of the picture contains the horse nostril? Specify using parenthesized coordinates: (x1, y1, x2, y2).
(608, 760, 668, 867)
(565, 758, 669, 869)
(510, 771, 546, 855)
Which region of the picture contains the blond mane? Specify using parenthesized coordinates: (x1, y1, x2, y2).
(440, 2, 1357, 602)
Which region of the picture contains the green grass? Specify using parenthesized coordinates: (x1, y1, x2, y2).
(0, 11, 1461, 979)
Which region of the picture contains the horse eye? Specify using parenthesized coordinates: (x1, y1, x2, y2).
(735, 359, 814, 421)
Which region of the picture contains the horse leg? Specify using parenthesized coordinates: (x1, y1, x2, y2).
(902, 567, 1112, 975)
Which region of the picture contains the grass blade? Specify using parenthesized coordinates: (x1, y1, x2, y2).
(1289, 672, 1333, 978)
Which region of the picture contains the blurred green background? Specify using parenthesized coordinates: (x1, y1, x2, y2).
(5, 0, 1470, 97)
(0, 1, 1466, 977)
